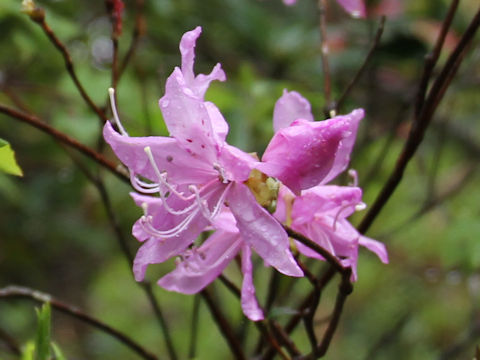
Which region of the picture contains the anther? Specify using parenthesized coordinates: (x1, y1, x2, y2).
(348, 169, 358, 187)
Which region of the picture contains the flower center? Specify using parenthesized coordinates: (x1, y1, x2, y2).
(245, 169, 280, 214)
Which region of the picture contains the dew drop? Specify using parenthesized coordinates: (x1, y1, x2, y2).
(161, 99, 169, 108)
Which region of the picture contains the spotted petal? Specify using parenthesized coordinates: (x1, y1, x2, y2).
(104, 121, 216, 185)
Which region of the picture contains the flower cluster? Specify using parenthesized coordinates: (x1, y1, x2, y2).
(104, 27, 387, 321)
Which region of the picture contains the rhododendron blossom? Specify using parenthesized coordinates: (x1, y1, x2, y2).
(104, 27, 387, 321)
(104, 27, 303, 320)
(283, 0, 366, 19)
(264, 90, 388, 278)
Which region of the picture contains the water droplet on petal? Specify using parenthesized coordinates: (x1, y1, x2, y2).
(161, 99, 169, 108)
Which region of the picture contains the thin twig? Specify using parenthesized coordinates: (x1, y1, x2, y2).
(0, 104, 128, 183)
(94, 180, 178, 360)
(284, 226, 346, 274)
(358, 6, 480, 234)
(201, 288, 246, 360)
(0, 327, 21, 356)
(25, 9, 107, 122)
(188, 295, 201, 359)
(217, 275, 296, 358)
(0, 285, 157, 360)
(317, 0, 333, 115)
(414, 0, 460, 118)
(262, 266, 336, 360)
(336, 16, 386, 112)
(119, 0, 146, 78)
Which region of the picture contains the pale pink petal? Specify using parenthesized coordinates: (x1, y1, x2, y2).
(179, 27, 226, 99)
(227, 182, 303, 277)
(159, 69, 221, 161)
(283, 0, 297, 5)
(157, 231, 242, 294)
(359, 236, 389, 264)
(273, 185, 295, 224)
(273, 89, 314, 132)
(219, 144, 258, 182)
(241, 245, 264, 321)
(337, 0, 366, 18)
(205, 101, 228, 144)
(292, 185, 363, 223)
(103, 121, 216, 185)
(179, 26, 201, 85)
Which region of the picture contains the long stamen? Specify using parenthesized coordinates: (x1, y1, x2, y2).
(210, 182, 232, 219)
(189, 185, 212, 219)
(140, 209, 200, 238)
(108, 88, 128, 136)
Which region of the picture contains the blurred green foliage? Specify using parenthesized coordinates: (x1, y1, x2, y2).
(0, 0, 479, 359)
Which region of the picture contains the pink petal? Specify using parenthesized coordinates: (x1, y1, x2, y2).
(219, 144, 258, 182)
(260, 110, 363, 193)
(273, 89, 314, 132)
(359, 236, 389, 264)
(283, 0, 297, 5)
(292, 185, 363, 224)
(103, 121, 216, 185)
(227, 182, 303, 277)
(160, 69, 222, 160)
(179, 27, 226, 99)
(336, 0, 366, 18)
(157, 231, 242, 294)
(241, 245, 264, 321)
(322, 109, 364, 185)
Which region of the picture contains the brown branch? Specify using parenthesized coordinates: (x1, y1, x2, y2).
(217, 274, 300, 358)
(94, 180, 178, 360)
(25, 9, 107, 122)
(358, 6, 480, 234)
(262, 266, 336, 360)
(317, 0, 333, 115)
(119, 0, 146, 78)
(0, 285, 157, 360)
(414, 0, 460, 118)
(201, 288, 246, 360)
(0, 104, 129, 184)
(336, 16, 386, 112)
(0, 327, 21, 356)
(284, 226, 346, 274)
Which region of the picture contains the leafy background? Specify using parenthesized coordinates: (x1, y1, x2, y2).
(0, 0, 479, 359)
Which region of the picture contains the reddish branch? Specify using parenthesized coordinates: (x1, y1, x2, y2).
(0, 285, 157, 360)
(119, 0, 147, 78)
(336, 16, 386, 112)
(25, 8, 108, 122)
(201, 288, 246, 360)
(317, 0, 333, 115)
(358, 4, 480, 234)
(0, 104, 129, 184)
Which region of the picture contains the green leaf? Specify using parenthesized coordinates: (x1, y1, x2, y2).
(51, 342, 67, 360)
(34, 303, 52, 360)
(22, 341, 35, 360)
(0, 138, 23, 176)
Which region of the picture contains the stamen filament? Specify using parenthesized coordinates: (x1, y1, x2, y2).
(140, 209, 200, 238)
(108, 88, 129, 136)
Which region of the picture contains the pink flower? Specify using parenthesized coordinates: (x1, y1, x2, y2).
(283, 0, 366, 18)
(103, 27, 302, 321)
(264, 90, 388, 279)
